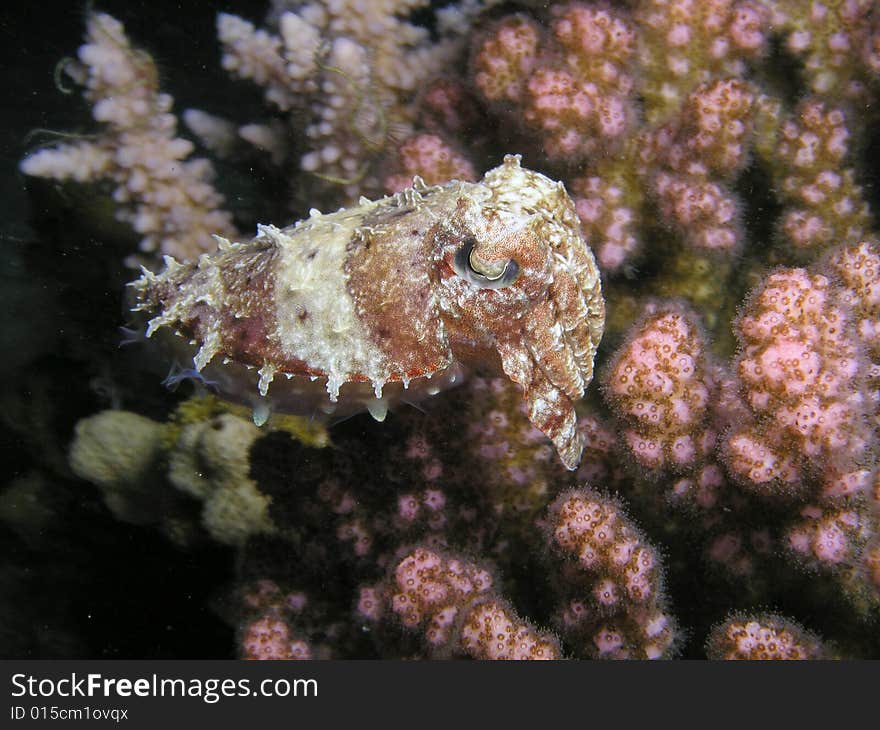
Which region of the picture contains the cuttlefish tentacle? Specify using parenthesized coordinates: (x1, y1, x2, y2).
(523, 297, 586, 400)
(492, 265, 596, 470)
(496, 337, 583, 470)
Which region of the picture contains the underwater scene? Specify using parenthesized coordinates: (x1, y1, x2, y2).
(3, 0, 880, 659)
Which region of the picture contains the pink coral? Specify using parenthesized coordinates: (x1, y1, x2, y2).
(636, 0, 768, 121)
(865, 540, 880, 592)
(772, 0, 877, 102)
(641, 79, 758, 253)
(551, 3, 636, 76)
(471, 15, 541, 104)
(604, 303, 714, 470)
(680, 77, 757, 173)
(240, 615, 312, 660)
(706, 529, 773, 579)
(547, 489, 678, 659)
(390, 547, 493, 643)
(571, 175, 640, 272)
(706, 613, 829, 660)
(458, 598, 560, 660)
(356, 585, 384, 623)
(523, 67, 608, 158)
(521, 68, 630, 159)
(773, 101, 871, 251)
(826, 239, 880, 361)
(723, 268, 874, 493)
(652, 173, 741, 251)
(472, 3, 635, 162)
(417, 79, 485, 137)
(383, 133, 476, 193)
(786, 503, 871, 570)
(550, 490, 662, 604)
(387, 547, 559, 659)
(522, 5, 635, 161)
(827, 239, 880, 419)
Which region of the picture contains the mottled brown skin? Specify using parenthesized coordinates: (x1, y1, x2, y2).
(348, 202, 566, 392)
(214, 247, 286, 368)
(345, 212, 451, 382)
(137, 245, 290, 370)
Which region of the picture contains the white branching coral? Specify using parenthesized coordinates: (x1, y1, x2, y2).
(215, 0, 471, 201)
(20, 3, 503, 263)
(19, 13, 237, 263)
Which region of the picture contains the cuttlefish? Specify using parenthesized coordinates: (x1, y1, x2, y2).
(131, 155, 604, 469)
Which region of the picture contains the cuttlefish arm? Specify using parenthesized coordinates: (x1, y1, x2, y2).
(496, 304, 585, 471)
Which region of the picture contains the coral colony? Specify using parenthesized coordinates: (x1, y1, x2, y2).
(14, 0, 880, 659)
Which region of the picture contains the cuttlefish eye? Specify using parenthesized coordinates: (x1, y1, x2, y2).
(453, 237, 520, 289)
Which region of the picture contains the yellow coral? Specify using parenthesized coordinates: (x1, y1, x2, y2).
(168, 414, 274, 545)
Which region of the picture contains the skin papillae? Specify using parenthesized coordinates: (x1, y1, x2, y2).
(131, 155, 605, 469)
